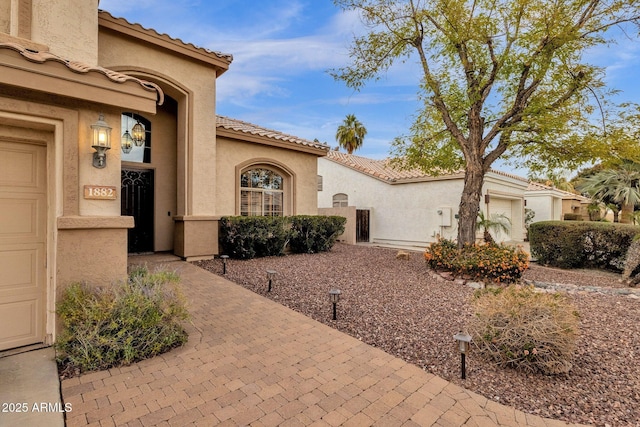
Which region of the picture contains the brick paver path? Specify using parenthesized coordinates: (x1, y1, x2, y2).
(61, 257, 585, 426)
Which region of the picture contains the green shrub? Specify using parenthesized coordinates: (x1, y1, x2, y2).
(529, 221, 640, 271)
(424, 239, 529, 283)
(219, 215, 345, 259)
(55, 266, 189, 374)
(219, 216, 290, 259)
(468, 285, 579, 375)
(563, 213, 581, 221)
(289, 215, 346, 254)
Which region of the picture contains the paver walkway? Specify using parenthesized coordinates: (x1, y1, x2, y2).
(61, 255, 586, 426)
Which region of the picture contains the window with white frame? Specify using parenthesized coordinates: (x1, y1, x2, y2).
(332, 193, 348, 207)
(240, 168, 284, 216)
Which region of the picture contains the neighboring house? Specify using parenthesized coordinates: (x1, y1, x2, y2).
(0, 1, 327, 353)
(318, 151, 528, 249)
(524, 182, 590, 222)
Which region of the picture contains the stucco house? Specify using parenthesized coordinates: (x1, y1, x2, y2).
(524, 182, 590, 222)
(0, 1, 327, 352)
(318, 151, 528, 249)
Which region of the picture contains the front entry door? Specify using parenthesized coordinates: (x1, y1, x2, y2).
(121, 169, 154, 253)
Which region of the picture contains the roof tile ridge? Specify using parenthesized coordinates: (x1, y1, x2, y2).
(0, 42, 164, 103)
(98, 10, 233, 62)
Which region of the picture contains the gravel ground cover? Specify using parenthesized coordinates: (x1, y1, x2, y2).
(194, 244, 640, 426)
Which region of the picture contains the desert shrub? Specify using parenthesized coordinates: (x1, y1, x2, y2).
(55, 266, 189, 374)
(529, 221, 639, 271)
(425, 239, 529, 283)
(468, 285, 579, 375)
(289, 215, 346, 253)
(219, 216, 290, 259)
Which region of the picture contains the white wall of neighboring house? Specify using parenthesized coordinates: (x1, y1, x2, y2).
(318, 156, 527, 249)
(525, 192, 563, 222)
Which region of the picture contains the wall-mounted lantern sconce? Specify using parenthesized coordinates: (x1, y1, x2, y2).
(484, 194, 491, 204)
(220, 255, 229, 275)
(91, 114, 111, 168)
(121, 130, 134, 154)
(266, 270, 276, 292)
(131, 120, 145, 146)
(329, 289, 341, 320)
(453, 331, 472, 379)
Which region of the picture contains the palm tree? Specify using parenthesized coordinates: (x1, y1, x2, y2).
(576, 162, 640, 224)
(335, 114, 367, 154)
(476, 211, 511, 245)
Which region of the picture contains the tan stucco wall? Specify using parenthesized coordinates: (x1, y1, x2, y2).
(56, 226, 130, 290)
(318, 206, 356, 245)
(31, 0, 99, 64)
(216, 137, 320, 217)
(98, 28, 218, 217)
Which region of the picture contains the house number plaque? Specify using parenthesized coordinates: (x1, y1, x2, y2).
(84, 185, 117, 200)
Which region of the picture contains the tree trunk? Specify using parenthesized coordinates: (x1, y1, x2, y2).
(457, 164, 484, 247)
(620, 202, 634, 224)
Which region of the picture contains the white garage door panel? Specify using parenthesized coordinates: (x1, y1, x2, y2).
(0, 299, 39, 347)
(0, 196, 44, 240)
(490, 198, 513, 243)
(0, 246, 41, 290)
(0, 138, 46, 351)
(0, 147, 42, 189)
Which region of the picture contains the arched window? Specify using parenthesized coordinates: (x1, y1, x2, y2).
(240, 168, 284, 216)
(333, 193, 348, 207)
(121, 113, 151, 163)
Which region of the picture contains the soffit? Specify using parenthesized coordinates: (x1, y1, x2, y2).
(98, 10, 232, 76)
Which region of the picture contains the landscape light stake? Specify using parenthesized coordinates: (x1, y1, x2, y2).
(454, 331, 472, 379)
(329, 289, 341, 320)
(220, 255, 229, 275)
(266, 270, 276, 292)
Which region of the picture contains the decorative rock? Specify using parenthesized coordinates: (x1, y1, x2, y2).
(466, 281, 484, 289)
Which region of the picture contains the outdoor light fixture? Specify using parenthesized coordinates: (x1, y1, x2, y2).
(91, 113, 112, 168)
(329, 289, 341, 320)
(220, 255, 229, 275)
(121, 130, 134, 154)
(453, 331, 472, 379)
(131, 120, 145, 146)
(266, 270, 276, 292)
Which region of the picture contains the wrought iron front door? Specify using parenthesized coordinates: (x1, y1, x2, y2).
(121, 169, 154, 253)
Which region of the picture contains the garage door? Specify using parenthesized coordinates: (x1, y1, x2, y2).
(490, 198, 512, 243)
(0, 139, 47, 351)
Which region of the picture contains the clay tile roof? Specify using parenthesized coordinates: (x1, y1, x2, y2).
(216, 116, 329, 151)
(326, 151, 531, 184)
(98, 10, 233, 64)
(325, 150, 459, 182)
(0, 42, 164, 104)
(527, 181, 589, 200)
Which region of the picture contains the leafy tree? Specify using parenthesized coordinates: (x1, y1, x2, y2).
(575, 162, 640, 223)
(331, 0, 640, 246)
(335, 114, 367, 154)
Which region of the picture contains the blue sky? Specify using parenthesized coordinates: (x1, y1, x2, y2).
(99, 0, 640, 176)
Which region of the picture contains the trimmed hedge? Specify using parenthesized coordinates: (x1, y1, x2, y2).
(218, 216, 290, 259)
(529, 221, 640, 271)
(289, 215, 346, 254)
(219, 215, 346, 259)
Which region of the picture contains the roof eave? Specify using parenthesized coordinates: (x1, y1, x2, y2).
(217, 127, 329, 156)
(98, 11, 232, 76)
